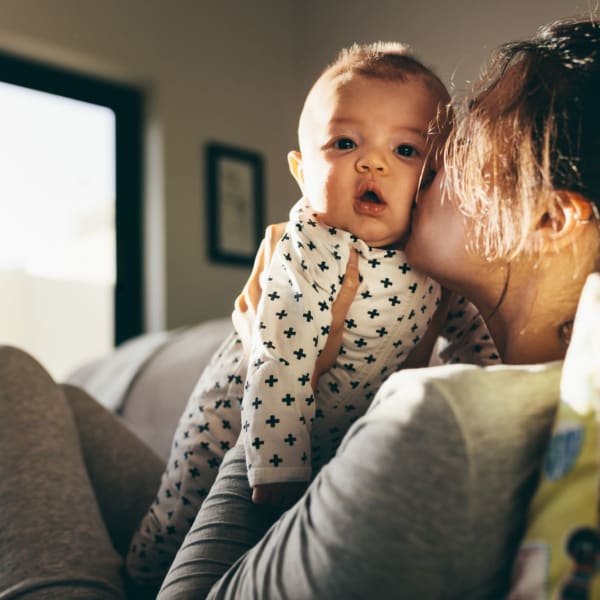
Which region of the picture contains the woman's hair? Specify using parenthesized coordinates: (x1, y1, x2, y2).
(446, 16, 600, 259)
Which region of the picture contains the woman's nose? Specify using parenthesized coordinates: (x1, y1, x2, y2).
(356, 153, 388, 174)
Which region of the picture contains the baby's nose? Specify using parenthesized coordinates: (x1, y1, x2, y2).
(356, 153, 388, 174)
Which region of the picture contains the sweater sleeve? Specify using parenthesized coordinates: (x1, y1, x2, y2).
(242, 214, 347, 486)
(206, 372, 473, 599)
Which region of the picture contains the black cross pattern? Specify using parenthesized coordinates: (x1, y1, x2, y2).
(236, 198, 442, 506)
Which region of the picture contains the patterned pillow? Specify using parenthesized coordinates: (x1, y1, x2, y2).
(508, 273, 600, 600)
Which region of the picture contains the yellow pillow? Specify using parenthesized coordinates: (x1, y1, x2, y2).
(508, 273, 600, 600)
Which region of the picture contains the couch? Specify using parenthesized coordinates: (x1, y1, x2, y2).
(67, 316, 234, 460)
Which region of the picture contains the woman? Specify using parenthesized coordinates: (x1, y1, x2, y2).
(2, 16, 599, 599)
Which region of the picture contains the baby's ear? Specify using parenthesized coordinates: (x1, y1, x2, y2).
(287, 151, 304, 191)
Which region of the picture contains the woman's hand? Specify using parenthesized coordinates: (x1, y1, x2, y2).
(232, 223, 287, 354)
(232, 226, 360, 386)
(311, 249, 359, 388)
(252, 481, 307, 508)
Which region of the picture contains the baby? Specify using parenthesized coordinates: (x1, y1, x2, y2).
(243, 43, 451, 502)
(127, 41, 451, 585)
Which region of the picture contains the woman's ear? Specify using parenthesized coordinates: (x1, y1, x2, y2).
(536, 191, 595, 249)
(287, 151, 305, 192)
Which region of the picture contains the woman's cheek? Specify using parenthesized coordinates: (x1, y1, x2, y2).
(405, 209, 436, 270)
(407, 188, 443, 256)
(407, 198, 469, 280)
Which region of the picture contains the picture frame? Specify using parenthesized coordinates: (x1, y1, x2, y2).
(206, 142, 265, 266)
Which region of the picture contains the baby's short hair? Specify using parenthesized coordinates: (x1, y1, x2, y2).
(325, 41, 449, 102)
(297, 42, 452, 162)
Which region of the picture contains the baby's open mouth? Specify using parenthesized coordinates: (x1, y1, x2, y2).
(360, 190, 384, 204)
(354, 184, 387, 216)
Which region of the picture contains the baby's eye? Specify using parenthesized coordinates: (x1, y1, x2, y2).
(333, 138, 356, 150)
(395, 144, 419, 157)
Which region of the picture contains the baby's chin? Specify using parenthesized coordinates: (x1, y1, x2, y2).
(349, 215, 409, 249)
(366, 239, 404, 250)
(357, 227, 407, 250)
(311, 211, 407, 249)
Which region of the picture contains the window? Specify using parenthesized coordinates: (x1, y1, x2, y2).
(0, 52, 143, 377)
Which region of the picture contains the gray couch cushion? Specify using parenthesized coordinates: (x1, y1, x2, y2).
(67, 318, 233, 461)
(121, 318, 233, 460)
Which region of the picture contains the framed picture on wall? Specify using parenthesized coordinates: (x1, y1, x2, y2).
(206, 142, 265, 266)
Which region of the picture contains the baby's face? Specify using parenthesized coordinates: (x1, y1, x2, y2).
(291, 73, 442, 248)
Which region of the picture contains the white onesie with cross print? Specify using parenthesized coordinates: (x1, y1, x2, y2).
(242, 198, 441, 487)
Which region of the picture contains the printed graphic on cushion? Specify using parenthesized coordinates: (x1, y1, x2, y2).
(544, 421, 585, 481)
(560, 527, 600, 599)
(508, 405, 599, 599)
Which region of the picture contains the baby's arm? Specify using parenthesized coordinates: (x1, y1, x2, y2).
(430, 295, 501, 366)
(234, 224, 360, 389)
(237, 234, 360, 505)
(401, 287, 454, 369)
(242, 222, 349, 496)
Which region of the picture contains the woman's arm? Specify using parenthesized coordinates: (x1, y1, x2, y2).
(232, 224, 287, 354)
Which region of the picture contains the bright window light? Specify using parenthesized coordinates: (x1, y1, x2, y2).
(0, 81, 115, 284)
(0, 81, 116, 378)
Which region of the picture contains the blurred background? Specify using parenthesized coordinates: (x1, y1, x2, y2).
(0, 0, 587, 377)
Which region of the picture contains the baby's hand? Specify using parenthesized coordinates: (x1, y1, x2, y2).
(252, 482, 307, 508)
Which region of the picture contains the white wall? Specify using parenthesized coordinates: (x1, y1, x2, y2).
(0, 0, 591, 335)
(0, 0, 299, 332)
(291, 0, 590, 100)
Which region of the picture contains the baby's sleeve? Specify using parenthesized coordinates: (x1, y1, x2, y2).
(242, 221, 344, 487)
(430, 296, 501, 366)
